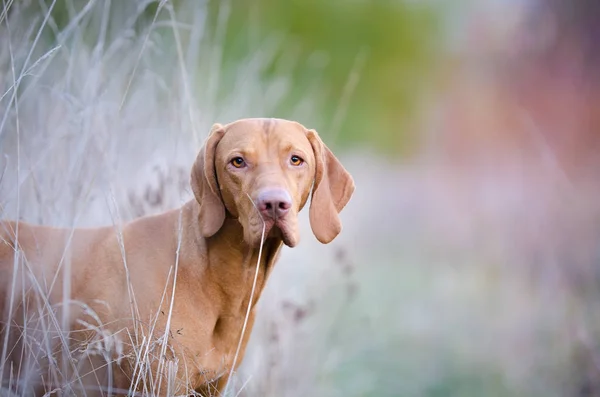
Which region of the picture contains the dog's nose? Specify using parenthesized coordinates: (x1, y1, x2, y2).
(256, 188, 292, 220)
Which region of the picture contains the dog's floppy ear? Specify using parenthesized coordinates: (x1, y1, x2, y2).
(191, 123, 226, 237)
(306, 129, 355, 244)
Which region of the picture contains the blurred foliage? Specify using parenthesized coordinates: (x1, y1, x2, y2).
(25, 0, 446, 155)
(205, 0, 445, 155)
(529, 0, 600, 73)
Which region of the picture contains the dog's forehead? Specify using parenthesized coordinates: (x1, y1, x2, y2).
(226, 118, 304, 135)
(219, 118, 310, 148)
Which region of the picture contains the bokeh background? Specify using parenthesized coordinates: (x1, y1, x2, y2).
(2, 0, 600, 396)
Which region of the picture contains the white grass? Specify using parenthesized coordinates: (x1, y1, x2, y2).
(0, 1, 318, 396)
(223, 203, 265, 397)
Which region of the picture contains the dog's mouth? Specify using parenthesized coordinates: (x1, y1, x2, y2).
(263, 219, 296, 247)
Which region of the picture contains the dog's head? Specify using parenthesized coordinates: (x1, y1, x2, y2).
(190, 118, 355, 247)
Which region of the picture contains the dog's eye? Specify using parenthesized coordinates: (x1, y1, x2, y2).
(290, 155, 304, 166)
(231, 157, 246, 168)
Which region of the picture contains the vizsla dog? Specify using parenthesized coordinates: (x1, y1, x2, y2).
(0, 118, 354, 396)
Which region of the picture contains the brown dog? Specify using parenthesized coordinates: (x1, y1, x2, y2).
(0, 118, 354, 396)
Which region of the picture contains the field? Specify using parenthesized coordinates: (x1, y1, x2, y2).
(2, 1, 600, 396)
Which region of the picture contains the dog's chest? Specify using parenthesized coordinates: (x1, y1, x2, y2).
(159, 294, 254, 386)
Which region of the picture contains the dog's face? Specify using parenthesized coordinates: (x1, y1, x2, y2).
(191, 118, 355, 247)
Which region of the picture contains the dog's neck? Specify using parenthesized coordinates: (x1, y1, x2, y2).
(182, 200, 283, 314)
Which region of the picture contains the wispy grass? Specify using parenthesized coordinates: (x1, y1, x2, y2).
(0, 1, 318, 396)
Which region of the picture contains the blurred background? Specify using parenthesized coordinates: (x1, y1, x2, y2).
(2, 0, 600, 395)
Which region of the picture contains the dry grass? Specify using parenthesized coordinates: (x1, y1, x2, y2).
(0, 1, 320, 395)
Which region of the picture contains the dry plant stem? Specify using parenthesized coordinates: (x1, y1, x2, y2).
(0, 1, 18, 380)
(233, 374, 253, 397)
(119, 0, 166, 113)
(166, 2, 199, 144)
(329, 46, 368, 144)
(130, 266, 173, 394)
(206, 0, 231, 123)
(0, 0, 57, 138)
(0, 0, 14, 25)
(155, 207, 184, 394)
(223, 194, 267, 396)
(110, 191, 142, 339)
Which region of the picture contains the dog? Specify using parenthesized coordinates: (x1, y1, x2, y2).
(0, 118, 355, 396)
